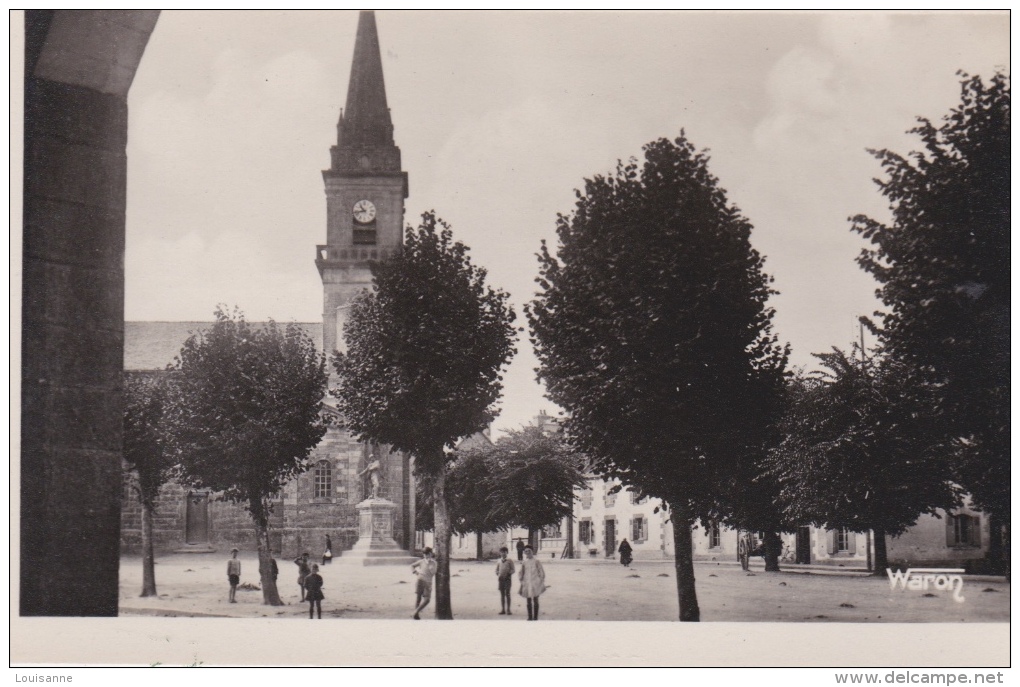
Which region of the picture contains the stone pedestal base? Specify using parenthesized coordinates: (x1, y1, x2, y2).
(338, 498, 417, 566)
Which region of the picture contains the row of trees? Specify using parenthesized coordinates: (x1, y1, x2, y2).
(125, 70, 1007, 622)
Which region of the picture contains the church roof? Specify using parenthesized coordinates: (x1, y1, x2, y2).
(124, 321, 323, 370)
(339, 10, 393, 149)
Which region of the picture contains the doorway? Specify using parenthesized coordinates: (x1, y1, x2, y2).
(795, 526, 812, 564)
(605, 518, 616, 557)
(185, 492, 210, 545)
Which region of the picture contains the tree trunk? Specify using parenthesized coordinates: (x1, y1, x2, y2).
(873, 527, 888, 576)
(1002, 521, 1010, 582)
(670, 511, 700, 622)
(565, 513, 574, 559)
(140, 499, 157, 597)
(763, 531, 782, 572)
(987, 513, 1003, 575)
(251, 499, 283, 606)
(475, 531, 483, 561)
(432, 462, 454, 619)
(528, 526, 537, 551)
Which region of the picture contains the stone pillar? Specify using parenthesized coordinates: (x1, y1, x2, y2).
(20, 10, 158, 616)
(337, 498, 416, 565)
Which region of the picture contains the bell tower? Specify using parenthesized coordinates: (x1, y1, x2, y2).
(317, 10, 408, 361)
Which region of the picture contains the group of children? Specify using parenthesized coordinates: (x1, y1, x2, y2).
(225, 541, 549, 621)
(411, 544, 547, 620)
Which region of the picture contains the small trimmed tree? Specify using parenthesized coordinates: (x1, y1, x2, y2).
(123, 372, 176, 597)
(416, 448, 502, 559)
(529, 133, 788, 621)
(166, 308, 328, 605)
(332, 212, 517, 619)
(483, 426, 588, 547)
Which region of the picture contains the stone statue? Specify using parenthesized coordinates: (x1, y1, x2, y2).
(359, 458, 383, 499)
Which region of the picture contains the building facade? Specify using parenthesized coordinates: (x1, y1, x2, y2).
(120, 11, 414, 560)
(570, 480, 992, 570)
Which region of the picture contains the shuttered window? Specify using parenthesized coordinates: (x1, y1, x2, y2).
(632, 516, 647, 542)
(947, 514, 981, 547)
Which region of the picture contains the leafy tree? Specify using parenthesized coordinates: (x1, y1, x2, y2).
(332, 212, 517, 619)
(166, 307, 328, 605)
(415, 447, 503, 559)
(851, 72, 1009, 526)
(123, 372, 176, 597)
(416, 427, 586, 559)
(768, 349, 961, 574)
(482, 426, 588, 547)
(528, 133, 788, 621)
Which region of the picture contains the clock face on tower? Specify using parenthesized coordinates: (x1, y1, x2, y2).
(353, 199, 377, 224)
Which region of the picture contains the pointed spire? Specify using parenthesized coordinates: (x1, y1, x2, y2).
(338, 10, 394, 150)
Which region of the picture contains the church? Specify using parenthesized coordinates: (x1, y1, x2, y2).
(121, 11, 415, 559)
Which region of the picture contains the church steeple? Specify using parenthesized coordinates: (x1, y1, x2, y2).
(318, 10, 407, 362)
(329, 10, 402, 175)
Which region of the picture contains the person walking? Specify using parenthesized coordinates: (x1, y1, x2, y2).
(411, 547, 437, 620)
(618, 538, 633, 566)
(495, 546, 516, 615)
(304, 564, 325, 619)
(323, 535, 333, 566)
(518, 545, 547, 620)
(226, 548, 241, 603)
(294, 552, 311, 601)
(515, 538, 525, 562)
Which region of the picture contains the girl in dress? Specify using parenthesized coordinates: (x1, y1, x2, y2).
(518, 546, 547, 620)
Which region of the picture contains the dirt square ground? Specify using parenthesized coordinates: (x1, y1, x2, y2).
(118, 552, 1010, 623)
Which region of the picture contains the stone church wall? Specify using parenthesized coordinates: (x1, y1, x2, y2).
(119, 423, 414, 559)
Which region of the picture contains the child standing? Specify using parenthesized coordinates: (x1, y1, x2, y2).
(495, 546, 515, 615)
(226, 548, 241, 603)
(411, 547, 437, 620)
(304, 563, 325, 619)
(518, 546, 547, 620)
(294, 552, 311, 601)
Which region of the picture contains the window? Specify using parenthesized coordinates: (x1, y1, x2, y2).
(604, 484, 617, 508)
(353, 228, 376, 245)
(835, 528, 851, 552)
(824, 527, 856, 555)
(579, 521, 593, 545)
(628, 490, 636, 505)
(580, 485, 593, 509)
(948, 514, 981, 547)
(708, 521, 721, 549)
(313, 460, 332, 500)
(632, 516, 647, 542)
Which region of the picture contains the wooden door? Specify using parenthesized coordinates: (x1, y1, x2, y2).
(185, 492, 210, 544)
(795, 526, 811, 564)
(605, 519, 616, 557)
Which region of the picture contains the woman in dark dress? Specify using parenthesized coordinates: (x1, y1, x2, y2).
(305, 564, 325, 619)
(618, 538, 633, 566)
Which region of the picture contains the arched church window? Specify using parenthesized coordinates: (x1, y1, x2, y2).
(314, 460, 332, 500)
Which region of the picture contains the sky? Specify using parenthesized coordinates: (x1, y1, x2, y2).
(124, 10, 1009, 435)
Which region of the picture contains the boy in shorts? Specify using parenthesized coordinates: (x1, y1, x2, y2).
(411, 547, 437, 619)
(227, 548, 241, 603)
(495, 546, 515, 615)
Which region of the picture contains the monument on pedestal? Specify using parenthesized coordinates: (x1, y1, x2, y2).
(338, 456, 417, 565)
